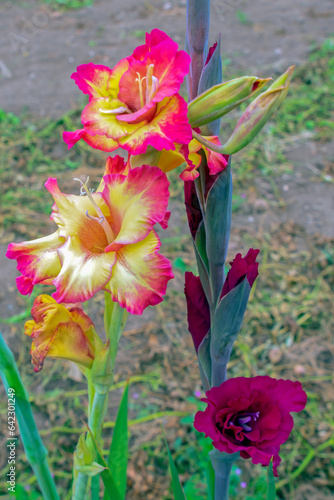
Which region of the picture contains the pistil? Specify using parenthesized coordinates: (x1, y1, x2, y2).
(74, 177, 115, 244)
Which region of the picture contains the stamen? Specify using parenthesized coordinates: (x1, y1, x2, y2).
(238, 416, 252, 425)
(74, 177, 114, 244)
(85, 210, 104, 224)
(99, 106, 132, 115)
(135, 72, 146, 108)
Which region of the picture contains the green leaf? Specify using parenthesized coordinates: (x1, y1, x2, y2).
(206, 460, 215, 500)
(162, 427, 187, 500)
(266, 460, 276, 500)
(0, 332, 60, 500)
(86, 424, 122, 500)
(10, 484, 29, 499)
(105, 382, 129, 500)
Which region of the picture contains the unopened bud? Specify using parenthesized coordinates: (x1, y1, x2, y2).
(221, 66, 294, 155)
(188, 76, 271, 128)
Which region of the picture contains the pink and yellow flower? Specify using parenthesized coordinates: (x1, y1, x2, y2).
(63, 29, 192, 155)
(25, 294, 102, 372)
(7, 159, 174, 315)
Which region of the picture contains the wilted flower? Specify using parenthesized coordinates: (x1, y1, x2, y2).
(25, 294, 102, 372)
(194, 376, 307, 476)
(63, 29, 192, 156)
(7, 159, 173, 315)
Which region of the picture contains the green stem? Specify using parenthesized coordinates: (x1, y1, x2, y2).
(73, 297, 128, 500)
(104, 293, 128, 366)
(72, 472, 89, 500)
(73, 391, 109, 499)
(210, 451, 239, 500)
(91, 474, 100, 500)
(0, 332, 59, 500)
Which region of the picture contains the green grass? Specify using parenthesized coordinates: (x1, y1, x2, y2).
(40, 0, 94, 10)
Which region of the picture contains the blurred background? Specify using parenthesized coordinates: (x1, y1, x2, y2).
(0, 1, 333, 499)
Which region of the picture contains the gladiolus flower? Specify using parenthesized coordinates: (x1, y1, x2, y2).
(184, 249, 259, 352)
(7, 160, 173, 315)
(194, 376, 307, 476)
(133, 135, 228, 181)
(24, 294, 102, 372)
(63, 29, 192, 156)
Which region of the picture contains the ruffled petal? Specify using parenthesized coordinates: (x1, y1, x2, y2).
(125, 29, 190, 103)
(118, 95, 192, 155)
(6, 231, 63, 294)
(102, 165, 170, 251)
(63, 128, 118, 152)
(52, 237, 117, 303)
(71, 63, 113, 99)
(45, 178, 112, 245)
(105, 230, 173, 315)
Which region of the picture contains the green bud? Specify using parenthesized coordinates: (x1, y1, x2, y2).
(91, 342, 113, 394)
(187, 76, 271, 127)
(75, 433, 94, 466)
(221, 66, 294, 155)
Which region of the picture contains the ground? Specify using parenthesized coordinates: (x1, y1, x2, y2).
(0, 0, 333, 499)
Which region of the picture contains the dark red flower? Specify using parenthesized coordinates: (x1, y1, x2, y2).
(185, 249, 259, 352)
(221, 248, 260, 297)
(184, 272, 210, 352)
(194, 376, 307, 476)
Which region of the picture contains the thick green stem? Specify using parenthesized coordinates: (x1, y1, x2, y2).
(72, 472, 88, 500)
(210, 450, 239, 500)
(73, 297, 128, 500)
(0, 333, 59, 500)
(73, 387, 109, 499)
(104, 294, 128, 367)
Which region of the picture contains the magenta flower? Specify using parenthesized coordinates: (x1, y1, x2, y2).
(184, 249, 259, 352)
(63, 29, 192, 156)
(194, 376, 307, 476)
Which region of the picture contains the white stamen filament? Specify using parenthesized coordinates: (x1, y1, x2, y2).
(74, 177, 114, 244)
(99, 106, 132, 115)
(146, 75, 159, 103)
